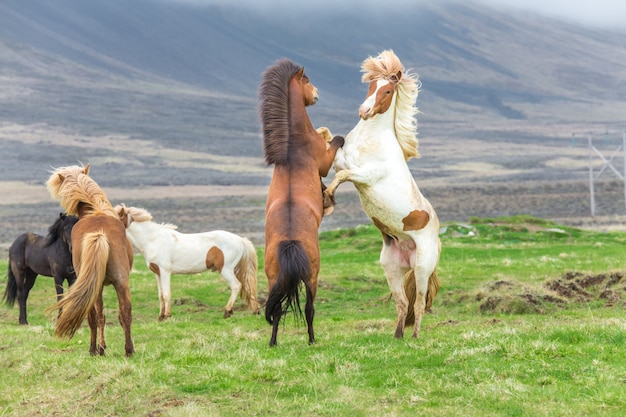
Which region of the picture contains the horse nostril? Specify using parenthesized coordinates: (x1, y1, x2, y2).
(359, 106, 371, 119)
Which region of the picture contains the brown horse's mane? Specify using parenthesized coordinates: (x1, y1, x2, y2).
(47, 165, 117, 218)
(258, 58, 303, 165)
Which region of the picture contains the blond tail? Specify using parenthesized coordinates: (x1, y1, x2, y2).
(404, 269, 440, 327)
(234, 237, 260, 313)
(46, 231, 109, 338)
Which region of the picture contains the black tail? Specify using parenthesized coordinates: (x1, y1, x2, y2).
(265, 240, 311, 325)
(3, 266, 18, 307)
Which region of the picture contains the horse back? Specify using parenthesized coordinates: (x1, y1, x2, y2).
(72, 215, 133, 278)
(13, 232, 55, 276)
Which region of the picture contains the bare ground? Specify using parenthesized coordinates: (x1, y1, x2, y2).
(1, 177, 625, 257)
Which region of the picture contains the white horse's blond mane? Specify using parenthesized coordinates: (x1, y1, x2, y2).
(361, 49, 420, 161)
(119, 205, 178, 230)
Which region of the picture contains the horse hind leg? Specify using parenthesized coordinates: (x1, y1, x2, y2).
(305, 284, 316, 344)
(410, 269, 440, 339)
(380, 245, 410, 338)
(111, 279, 134, 357)
(87, 292, 106, 356)
(221, 269, 241, 318)
(267, 297, 284, 347)
(18, 269, 38, 325)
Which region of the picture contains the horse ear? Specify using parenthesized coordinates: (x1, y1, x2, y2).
(390, 70, 402, 84)
(57, 173, 65, 182)
(295, 67, 305, 80)
(83, 163, 90, 175)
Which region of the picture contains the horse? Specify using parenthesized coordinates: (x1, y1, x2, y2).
(45, 164, 135, 356)
(3, 212, 78, 325)
(259, 58, 344, 346)
(114, 204, 260, 321)
(323, 50, 441, 339)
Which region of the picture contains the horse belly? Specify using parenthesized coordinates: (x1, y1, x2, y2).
(358, 180, 436, 237)
(169, 248, 210, 275)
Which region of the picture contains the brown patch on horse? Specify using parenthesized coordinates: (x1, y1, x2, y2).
(149, 262, 160, 277)
(402, 210, 430, 231)
(206, 246, 224, 273)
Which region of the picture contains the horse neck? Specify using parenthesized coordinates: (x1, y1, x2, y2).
(126, 221, 161, 249)
(355, 98, 397, 139)
(288, 83, 314, 136)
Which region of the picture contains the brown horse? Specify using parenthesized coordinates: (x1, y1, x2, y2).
(45, 164, 134, 356)
(259, 59, 344, 346)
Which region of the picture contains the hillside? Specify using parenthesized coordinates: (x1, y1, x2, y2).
(1, 0, 625, 246)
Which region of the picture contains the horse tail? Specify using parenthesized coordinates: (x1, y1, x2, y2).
(404, 268, 440, 327)
(234, 237, 260, 313)
(3, 264, 18, 307)
(47, 231, 109, 339)
(265, 240, 311, 325)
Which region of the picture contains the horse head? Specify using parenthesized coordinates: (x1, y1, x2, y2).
(60, 213, 78, 250)
(358, 50, 420, 161)
(44, 212, 78, 249)
(359, 77, 399, 120)
(291, 67, 318, 107)
(114, 204, 153, 228)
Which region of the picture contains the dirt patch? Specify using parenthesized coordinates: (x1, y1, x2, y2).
(546, 271, 626, 306)
(474, 271, 626, 314)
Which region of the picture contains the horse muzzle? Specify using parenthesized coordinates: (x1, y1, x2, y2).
(359, 105, 372, 120)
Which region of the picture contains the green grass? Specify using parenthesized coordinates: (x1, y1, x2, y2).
(1, 216, 625, 416)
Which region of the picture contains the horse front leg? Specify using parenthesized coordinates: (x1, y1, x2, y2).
(322, 170, 351, 216)
(53, 274, 65, 318)
(153, 268, 165, 321)
(159, 270, 172, 321)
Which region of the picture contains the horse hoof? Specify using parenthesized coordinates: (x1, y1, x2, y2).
(223, 309, 233, 319)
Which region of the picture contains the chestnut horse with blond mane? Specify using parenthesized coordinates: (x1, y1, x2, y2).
(324, 50, 441, 339)
(259, 59, 344, 346)
(46, 164, 134, 356)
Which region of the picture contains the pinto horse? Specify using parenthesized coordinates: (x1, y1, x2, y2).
(3, 213, 78, 325)
(46, 164, 135, 356)
(259, 59, 344, 346)
(323, 50, 441, 339)
(115, 204, 260, 321)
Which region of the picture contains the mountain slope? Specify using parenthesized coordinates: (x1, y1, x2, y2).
(0, 0, 625, 188)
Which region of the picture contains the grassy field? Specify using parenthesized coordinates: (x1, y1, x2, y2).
(1, 216, 625, 416)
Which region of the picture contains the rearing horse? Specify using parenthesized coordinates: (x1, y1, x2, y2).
(46, 164, 135, 356)
(259, 59, 344, 346)
(324, 50, 441, 339)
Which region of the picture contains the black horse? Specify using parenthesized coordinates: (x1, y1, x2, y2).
(3, 213, 78, 324)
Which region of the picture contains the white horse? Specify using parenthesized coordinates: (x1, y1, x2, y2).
(323, 50, 441, 339)
(115, 205, 260, 321)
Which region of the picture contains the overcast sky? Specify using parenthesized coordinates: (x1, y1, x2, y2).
(479, 0, 626, 28)
(165, 0, 626, 29)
